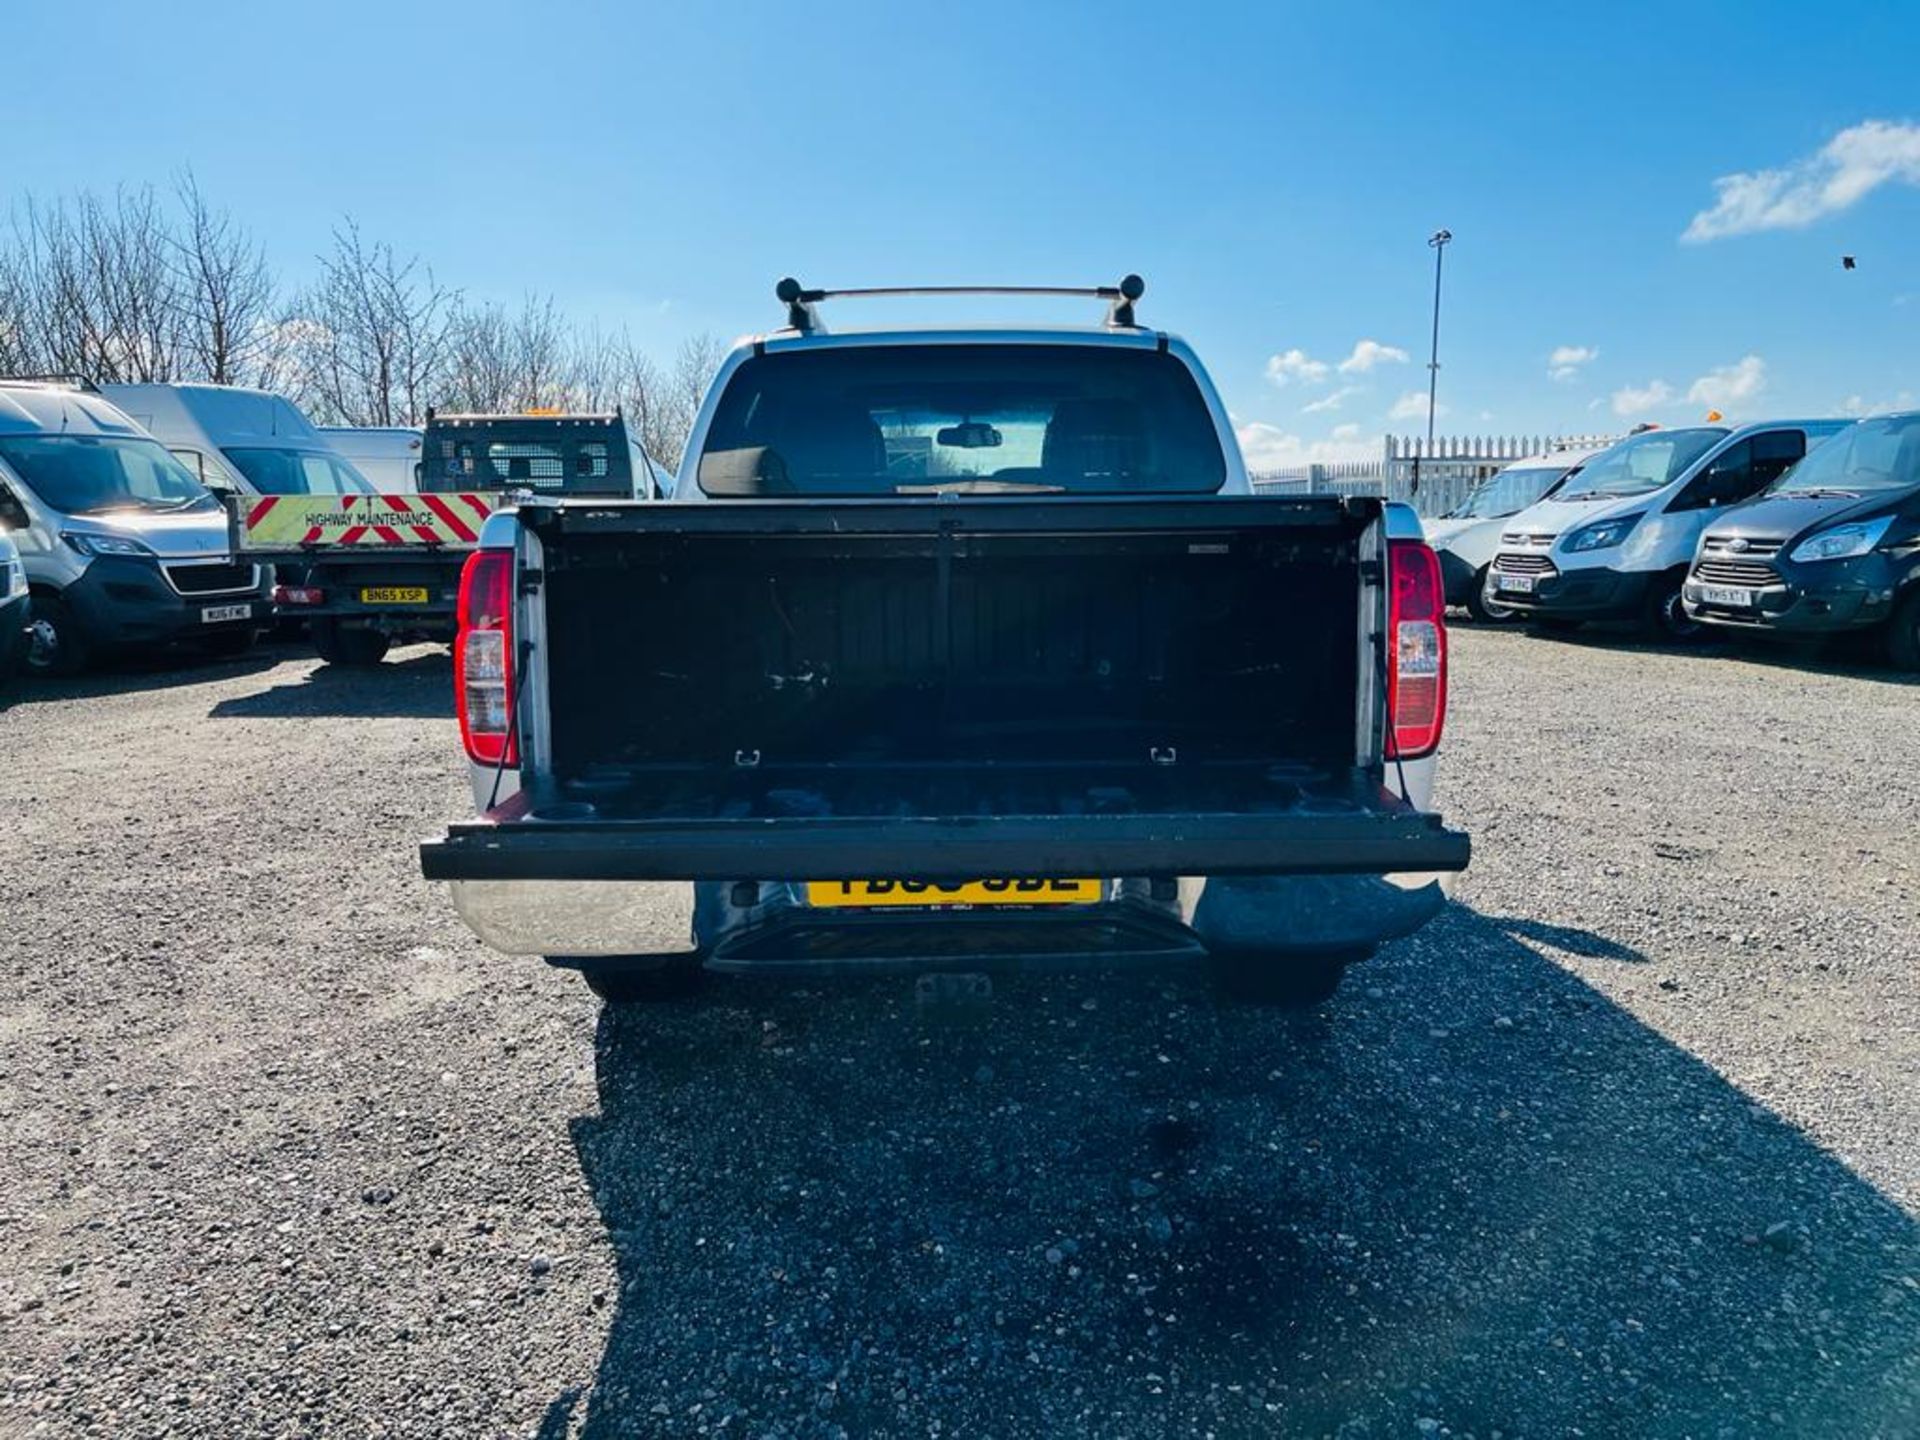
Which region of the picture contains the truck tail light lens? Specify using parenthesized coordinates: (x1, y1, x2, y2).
(271, 584, 325, 606)
(456, 549, 517, 766)
(1387, 539, 1447, 760)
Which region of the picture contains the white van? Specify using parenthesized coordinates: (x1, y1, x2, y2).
(99, 384, 375, 499)
(1486, 419, 1851, 638)
(0, 380, 267, 675)
(319, 426, 423, 491)
(1424, 445, 1603, 621)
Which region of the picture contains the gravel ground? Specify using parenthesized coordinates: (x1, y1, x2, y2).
(0, 626, 1915, 1438)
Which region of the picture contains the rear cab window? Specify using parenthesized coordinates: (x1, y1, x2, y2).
(697, 343, 1227, 497)
(422, 420, 634, 497)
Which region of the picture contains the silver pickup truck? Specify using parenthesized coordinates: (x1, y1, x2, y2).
(419, 279, 1470, 1006)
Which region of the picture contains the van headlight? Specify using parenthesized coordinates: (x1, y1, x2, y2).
(1564, 513, 1643, 553)
(64, 532, 156, 559)
(1788, 516, 1892, 563)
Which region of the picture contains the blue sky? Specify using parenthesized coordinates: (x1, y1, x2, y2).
(6, 0, 1918, 466)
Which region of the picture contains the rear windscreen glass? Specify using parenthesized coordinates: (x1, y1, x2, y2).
(697, 344, 1227, 497)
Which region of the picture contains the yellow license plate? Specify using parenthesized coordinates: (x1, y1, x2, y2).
(807, 879, 1102, 909)
(360, 586, 429, 604)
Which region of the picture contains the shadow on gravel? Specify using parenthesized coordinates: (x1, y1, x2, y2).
(207, 651, 453, 720)
(0, 647, 281, 711)
(1486, 915, 1647, 963)
(562, 906, 1919, 1438)
(1510, 624, 1920, 686)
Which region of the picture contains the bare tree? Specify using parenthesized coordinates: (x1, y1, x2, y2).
(0, 190, 182, 382)
(441, 293, 585, 413)
(645, 332, 727, 472)
(296, 220, 454, 425)
(172, 174, 275, 385)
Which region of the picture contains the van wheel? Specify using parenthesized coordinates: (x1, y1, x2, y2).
(1465, 568, 1517, 623)
(576, 959, 707, 1004)
(1887, 590, 1920, 672)
(1209, 948, 1366, 1007)
(311, 620, 391, 668)
(1642, 572, 1703, 641)
(23, 595, 90, 677)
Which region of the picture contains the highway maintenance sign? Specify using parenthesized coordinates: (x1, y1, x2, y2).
(242, 493, 496, 548)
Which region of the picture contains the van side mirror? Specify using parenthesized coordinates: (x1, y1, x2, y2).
(0, 486, 28, 530)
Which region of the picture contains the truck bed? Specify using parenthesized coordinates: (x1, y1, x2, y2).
(420, 497, 1470, 883)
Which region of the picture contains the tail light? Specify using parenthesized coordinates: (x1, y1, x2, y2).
(1386, 539, 1447, 759)
(272, 584, 325, 606)
(456, 549, 517, 766)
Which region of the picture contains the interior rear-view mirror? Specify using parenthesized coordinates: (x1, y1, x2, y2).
(936, 421, 1003, 449)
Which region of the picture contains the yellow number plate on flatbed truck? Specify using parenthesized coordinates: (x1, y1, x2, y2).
(808, 879, 1102, 908)
(360, 586, 430, 604)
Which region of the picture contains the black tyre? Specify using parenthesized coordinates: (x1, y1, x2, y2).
(576, 959, 707, 1004)
(1209, 948, 1367, 1007)
(22, 594, 91, 677)
(1465, 567, 1519, 623)
(1887, 588, 1920, 672)
(311, 620, 391, 668)
(1641, 571, 1704, 641)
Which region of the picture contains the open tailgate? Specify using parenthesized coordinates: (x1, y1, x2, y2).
(420, 792, 1470, 883)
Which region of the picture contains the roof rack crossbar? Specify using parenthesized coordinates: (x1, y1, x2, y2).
(775, 275, 1144, 334)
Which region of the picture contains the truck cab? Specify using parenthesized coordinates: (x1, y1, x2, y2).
(419, 411, 671, 500)
(1486, 420, 1851, 637)
(0, 380, 268, 676)
(419, 279, 1470, 1006)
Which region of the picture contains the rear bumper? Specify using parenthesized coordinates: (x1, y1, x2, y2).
(268, 550, 467, 632)
(1683, 555, 1902, 634)
(420, 805, 1472, 885)
(451, 872, 1452, 969)
(62, 557, 267, 648)
(1485, 562, 1652, 620)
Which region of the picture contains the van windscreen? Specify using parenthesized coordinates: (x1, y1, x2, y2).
(0, 435, 216, 515)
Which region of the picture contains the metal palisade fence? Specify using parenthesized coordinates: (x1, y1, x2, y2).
(1251, 432, 1620, 518)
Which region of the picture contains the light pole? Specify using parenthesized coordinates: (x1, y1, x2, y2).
(1416, 228, 1452, 498)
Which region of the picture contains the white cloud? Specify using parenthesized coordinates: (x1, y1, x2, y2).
(1683, 119, 1920, 242)
(1301, 384, 1363, 414)
(1388, 390, 1447, 423)
(1548, 344, 1598, 382)
(1686, 354, 1767, 410)
(1611, 379, 1674, 417)
(1235, 421, 1381, 469)
(1337, 339, 1410, 374)
(1264, 348, 1330, 386)
(1838, 390, 1917, 417)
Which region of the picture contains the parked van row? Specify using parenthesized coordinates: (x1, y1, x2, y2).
(1427, 413, 1920, 669)
(0, 376, 678, 683)
(0, 379, 271, 677)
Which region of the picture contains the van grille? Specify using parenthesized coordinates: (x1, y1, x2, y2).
(1492, 553, 1556, 576)
(163, 561, 260, 596)
(1692, 558, 1780, 587)
(1700, 534, 1783, 559)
